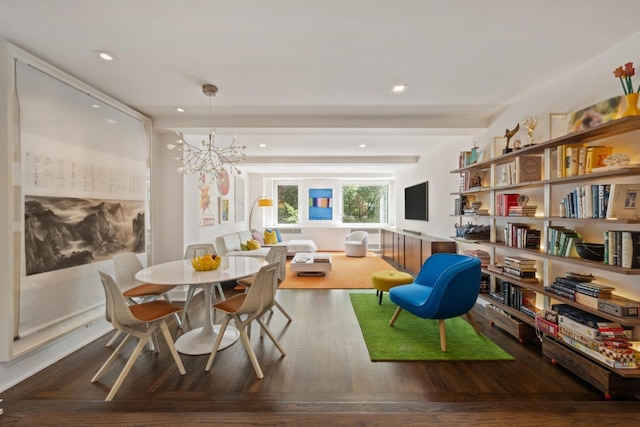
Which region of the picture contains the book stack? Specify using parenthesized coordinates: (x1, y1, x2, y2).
(560, 183, 620, 219)
(545, 275, 614, 307)
(553, 304, 639, 369)
(508, 205, 538, 216)
(604, 230, 640, 268)
(494, 280, 537, 316)
(597, 322, 639, 367)
(463, 208, 489, 215)
(461, 249, 490, 267)
(504, 222, 540, 249)
(545, 226, 582, 257)
(502, 256, 538, 283)
(487, 263, 504, 275)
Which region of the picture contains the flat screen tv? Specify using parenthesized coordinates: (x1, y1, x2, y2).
(404, 181, 428, 221)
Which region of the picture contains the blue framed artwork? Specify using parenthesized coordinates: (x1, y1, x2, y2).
(309, 188, 333, 220)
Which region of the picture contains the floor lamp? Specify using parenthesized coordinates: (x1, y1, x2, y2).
(249, 196, 273, 231)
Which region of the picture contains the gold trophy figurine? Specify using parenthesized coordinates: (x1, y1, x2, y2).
(523, 115, 537, 146)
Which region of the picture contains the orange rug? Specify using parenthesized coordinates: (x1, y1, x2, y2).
(279, 252, 398, 289)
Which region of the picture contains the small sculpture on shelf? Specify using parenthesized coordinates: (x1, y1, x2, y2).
(603, 153, 630, 166)
(502, 123, 520, 154)
(522, 115, 537, 146)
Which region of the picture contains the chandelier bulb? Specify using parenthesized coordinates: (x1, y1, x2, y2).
(167, 143, 176, 150)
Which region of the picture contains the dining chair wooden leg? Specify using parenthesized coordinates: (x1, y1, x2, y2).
(179, 286, 197, 328)
(256, 318, 286, 356)
(162, 294, 182, 327)
(274, 301, 292, 322)
(238, 324, 264, 379)
(104, 332, 150, 401)
(91, 335, 130, 384)
(204, 317, 230, 372)
(159, 320, 186, 375)
(215, 283, 225, 301)
(106, 330, 122, 347)
(389, 306, 403, 326)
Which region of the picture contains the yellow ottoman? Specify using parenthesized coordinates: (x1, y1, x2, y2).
(371, 270, 414, 305)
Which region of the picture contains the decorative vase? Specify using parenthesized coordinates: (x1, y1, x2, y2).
(618, 93, 640, 118)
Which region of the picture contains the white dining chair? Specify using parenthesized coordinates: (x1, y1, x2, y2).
(92, 271, 186, 401)
(205, 263, 285, 378)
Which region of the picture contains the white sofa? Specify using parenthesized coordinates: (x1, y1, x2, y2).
(215, 230, 272, 257)
(215, 230, 317, 257)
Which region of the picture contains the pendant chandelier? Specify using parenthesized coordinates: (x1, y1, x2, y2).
(167, 84, 246, 177)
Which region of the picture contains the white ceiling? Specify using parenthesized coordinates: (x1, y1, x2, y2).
(1, 0, 639, 174)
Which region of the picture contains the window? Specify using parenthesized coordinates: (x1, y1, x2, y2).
(342, 184, 388, 224)
(277, 184, 299, 224)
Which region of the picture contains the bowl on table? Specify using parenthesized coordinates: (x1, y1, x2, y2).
(191, 254, 221, 271)
(574, 243, 605, 261)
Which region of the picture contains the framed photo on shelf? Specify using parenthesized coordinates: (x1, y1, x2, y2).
(493, 137, 507, 158)
(548, 112, 568, 139)
(606, 183, 640, 219)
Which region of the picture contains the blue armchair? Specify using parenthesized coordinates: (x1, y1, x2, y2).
(388, 253, 482, 352)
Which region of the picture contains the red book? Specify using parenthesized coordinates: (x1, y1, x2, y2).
(497, 193, 520, 216)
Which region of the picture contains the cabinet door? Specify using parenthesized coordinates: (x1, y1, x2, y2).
(381, 229, 394, 260)
(404, 235, 422, 275)
(395, 234, 404, 267)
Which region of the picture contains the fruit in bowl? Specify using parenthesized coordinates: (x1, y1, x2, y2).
(191, 254, 221, 271)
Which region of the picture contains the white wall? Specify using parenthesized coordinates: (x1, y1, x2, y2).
(393, 137, 474, 238)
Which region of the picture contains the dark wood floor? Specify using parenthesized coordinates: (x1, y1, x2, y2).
(2, 287, 639, 426)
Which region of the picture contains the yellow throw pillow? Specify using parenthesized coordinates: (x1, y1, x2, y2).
(264, 230, 278, 245)
(246, 239, 261, 250)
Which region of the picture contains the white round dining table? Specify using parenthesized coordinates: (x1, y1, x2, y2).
(135, 256, 267, 355)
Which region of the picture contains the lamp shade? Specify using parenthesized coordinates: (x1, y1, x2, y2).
(257, 198, 273, 207)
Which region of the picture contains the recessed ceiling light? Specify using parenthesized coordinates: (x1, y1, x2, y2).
(359, 144, 367, 148)
(176, 107, 185, 112)
(91, 104, 100, 109)
(105, 118, 116, 124)
(392, 84, 407, 93)
(96, 51, 114, 61)
(259, 143, 267, 148)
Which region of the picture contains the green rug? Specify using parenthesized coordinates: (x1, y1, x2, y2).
(350, 292, 514, 361)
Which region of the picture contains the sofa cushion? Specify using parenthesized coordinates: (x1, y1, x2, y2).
(246, 239, 261, 250)
(221, 233, 242, 252)
(238, 230, 253, 243)
(251, 230, 265, 245)
(264, 230, 278, 245)
(266, 228, 282, 242)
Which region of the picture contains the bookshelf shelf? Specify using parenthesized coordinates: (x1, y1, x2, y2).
(453, 115, 640, 396)
(478, 242, 640, 275)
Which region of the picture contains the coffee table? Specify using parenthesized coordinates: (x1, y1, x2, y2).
(290, 252, 332, 276)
